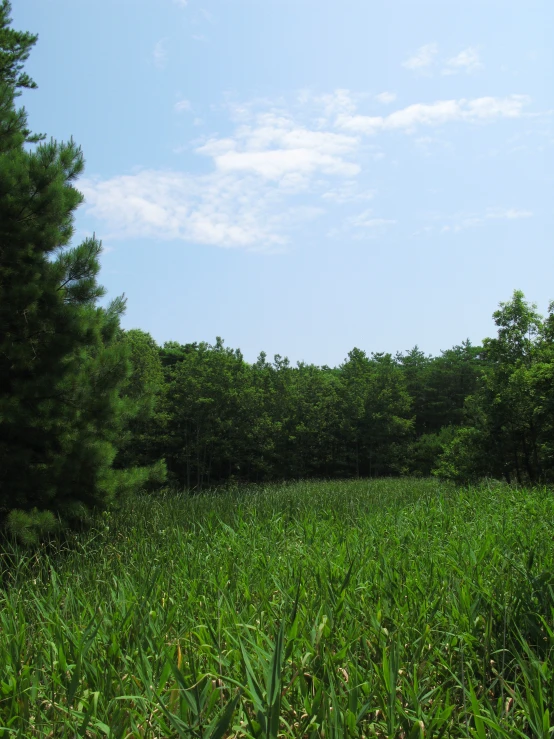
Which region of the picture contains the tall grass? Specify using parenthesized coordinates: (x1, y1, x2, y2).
(1, 478, 553, 737)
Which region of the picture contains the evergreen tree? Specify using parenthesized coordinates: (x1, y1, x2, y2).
(0, 3, 159, 542)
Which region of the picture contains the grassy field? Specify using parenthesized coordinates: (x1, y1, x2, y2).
(1, 478, 553, 738)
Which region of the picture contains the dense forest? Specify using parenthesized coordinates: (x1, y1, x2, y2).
(2, 2, 554, 543)
(114, 298, 554, 491)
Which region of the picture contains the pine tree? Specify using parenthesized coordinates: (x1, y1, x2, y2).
(0, 2, 161, 543)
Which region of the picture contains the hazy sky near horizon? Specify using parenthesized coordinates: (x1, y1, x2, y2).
(13, 0, 554, 365)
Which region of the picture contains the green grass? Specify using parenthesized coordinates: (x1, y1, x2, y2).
(1, 478, 553, 737)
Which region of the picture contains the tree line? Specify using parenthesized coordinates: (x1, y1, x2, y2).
(1, 3, 553, 542)
(121, 297, 554, 492)
(123, 335, 479, 487)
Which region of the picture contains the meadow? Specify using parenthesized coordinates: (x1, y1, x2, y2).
(1, 479, 553, 738)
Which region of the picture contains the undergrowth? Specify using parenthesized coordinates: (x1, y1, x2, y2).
(1, 478, 553, 737)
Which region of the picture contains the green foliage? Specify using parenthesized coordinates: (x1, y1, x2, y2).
(0, 0, 44, 147)
(114, 329, 166, 472)
(0, 7, 162, 537)
(408, 426, 457, 477)
(152, 341, 417, 489)
(1, 479, 553, 735)
(5, 507, 58, 546)
(134, 331, 493, 491)
(0, 2, 37, 90)
(146, 297, 554, 488)
(432, 426, 488, 482)
(158, 338, 266, 488)
(396, 341, 483, 437)
(437, 291, 554, 484)
(121, 329, 164, 405)
(340, 349, 413, 476)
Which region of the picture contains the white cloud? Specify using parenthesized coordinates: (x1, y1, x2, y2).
(439, 207, 533, 233)
(80, 101, 367, 249)
(322, 182, 376, 204)
(173, 0, 188, 6)
(81, 170, 292, 251)
(375, 92, 397, 105)
(464, 96, 528, 119)
(315, 89, 358, 118)
(153, 40, 168, 69)
(348, 210, 396, 230)
(211, 148, 359, 180)
(484, 207, 533, 220)
(443, 47, 483, 75)
(81, 89, 536, 251)
(402, 44, 438, 71)
(328, 209, 396, 239)
(336, 95, 530, 134)
(403, 44, 483, 77)
(175, 98, 192, 112)
(385, 100, 461, 129)
(197, 113, 361, 182)
(81, 113, 358, 248)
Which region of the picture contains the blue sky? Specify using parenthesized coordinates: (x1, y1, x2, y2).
(13, 0, 554, 366)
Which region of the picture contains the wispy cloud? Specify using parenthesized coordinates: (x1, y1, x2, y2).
(329, 209, 396, 239)
(175, 98, 192, 112)
(402, 43, 438, 71)
(375, 91, 397, 105)
(336, 95, 530, 134)
(81, 89, 535, 251)
(485, 207, 533, 220)
(173, 0, 188, 7)
(443, 47, 483, 75)
(314, 89, 358, 118)
(348, 210, 396, 231)
(81, 170, 296, 251)
(440, 207, 533, 233)
(414, 135, 452, 156)
(80, 104, 361, 249)
(153, 39, 168, 69)
(404, 44, 484, 77)
(321, 182, 376, 204)
(197, 113, 360, 183)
